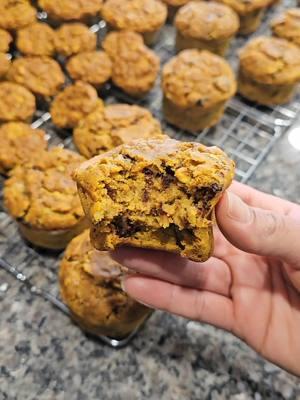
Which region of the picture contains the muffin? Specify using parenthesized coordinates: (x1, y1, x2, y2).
(66, 51, 112, 89)
(101, 0, 167, 45)
(0, 82, 36, 123)
(103, 31, 159, 97)
(74, 103, 163, 158)
(214, 0, 272, 35)
(16, 22, 56, 57)
(0, 53, 10, 79)
(175, 1, 239, 56)
(38, 0, 103, 22)
(73, 138, 235, 262)
(7, 56, 65, 99)
(50, 81, 102, 129)
(271, 9, 300, 48)
(4, 147, 87, 250)
(59, 230, 152, 339)
(0, 29, 12, 52)
(0, 122, 47, 175)
(0, 0, 36, 31)
(162, 0, 190, 21)
(55, 23, 97, 57)
(238, 36, 300, 105)
(162, 49, 236, 132)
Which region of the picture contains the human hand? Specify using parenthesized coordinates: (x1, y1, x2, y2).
(111, 182, 300, 376)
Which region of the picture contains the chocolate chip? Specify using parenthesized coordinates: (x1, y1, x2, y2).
(143, 190, 150, 202)
(162, 166, 176, 188)
(105, 185, 117, 200)
(170, 224, 185, 250)
(142, 167, 154, 176)
(112, 216, 143, 238)
(194, 183, 222, 211)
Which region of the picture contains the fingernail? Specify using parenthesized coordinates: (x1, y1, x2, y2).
(121, 278, 127, 292)
(227, 192, 252, 224)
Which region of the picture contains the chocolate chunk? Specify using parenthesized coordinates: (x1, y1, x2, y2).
(170, 224, 185, 250)
(112, 216, 143, 237)
(143, 190, 150, 202)
(194, 183, 222, 211)
(105, 185, 117, 200)
(162, 166, 176, 188)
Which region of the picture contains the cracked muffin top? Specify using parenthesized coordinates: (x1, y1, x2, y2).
(73, 103, 163, 158)
(0, 28, 12, 52)
(0, 53, 10, 79)
(16, 22, 56, 56)
(55, 23, 97, 57)
(271, 9, 300, 48)
(213, 0, 272, 15)
(4, 147, 85, 231)
(38, 0, 103, 21)
(0, 82, 36, 122)
(102, 0, 167, 33)
(162, 49, 236, 109)
(0, 0, 36, 31)
(239, 36, 300, 85)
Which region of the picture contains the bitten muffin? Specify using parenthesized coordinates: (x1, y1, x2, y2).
(55, 23, 97, 57)
(175, 1, 239, 56)
(162, 49, 236, 132)
(0, 82, 36, 122)
(0, 29, 12, 52)
(73, 137, 235, 262)
(238, 36, 300, 105)
(101, 0, 167, 45)
(59, 230, 152, 339)
(0, 0, 36, 31)
(66, 51, 112, 89)
(271, 9, 300, 48)
(50, 81, 102, 129)
(4, 147, 87, 250)
(74, 103, 163, 158)
(162, 0, 190, 21)
(214, 0, 272, 35)
(0, 122, 47, 175)
(16, 22, 56, 56)
(7, 56, 65, 98)
(0, 53, 10, 79)
(38, 0, 103, 22)
(102, 31, 159, 97)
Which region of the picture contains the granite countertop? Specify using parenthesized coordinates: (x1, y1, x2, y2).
(1, 125, 300, 400)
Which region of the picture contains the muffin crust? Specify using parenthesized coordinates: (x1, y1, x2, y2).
(271, 9, 300, 48)
(0, 53, 10, 79)
(0, 28, 12, 52)
(0, 82, 36, 122)
(0, 0, 36, 31)
(16, 22, 56, 56)
(38, 0, 103, 22)
(55, 23, 97, 57)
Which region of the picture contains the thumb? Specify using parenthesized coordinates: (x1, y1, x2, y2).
(216, 192, 300, 267)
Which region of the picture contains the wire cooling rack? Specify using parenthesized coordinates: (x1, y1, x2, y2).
(0, 0, 299, 347)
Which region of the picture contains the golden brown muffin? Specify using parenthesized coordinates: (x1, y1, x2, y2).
(74, 103, 163, 158)
(55, 23, 97, 57)
(0, 122, 47, 175)
(4, 147, 87, 250)
(0, 0, 36, 31)
(66, 51, 112, 89)
(0, 53, 10, 79)
(101, 0, 167, 45)
(175, 1, 239, 56)
(214, 0, 272, 35)
(16, 22, 56, 57)
(271, 9, 300, 48)
(0, 29, 12, 52)
(162, 0, 190, 21)
(102, 31, 159, 97)
(73, 138, 235, 262)
(59, 229, 152, 339)
(38, 0, 103, 22)
(50, 81, 102, 129)
(7, 56, 65, 98)
(238, 36, 300, 105)
(0, 82, 36, 123)
(162, 49, 236, 132)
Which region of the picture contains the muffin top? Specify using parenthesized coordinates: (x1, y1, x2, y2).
(73, 103, 163, 158)
(175, 1, 239, 40)
(239, 36, 300, 85)
(0, 82, 36, 122)
(102, 0, 167, 33)
(162, 49, 236, 108)
(55, 23, 97, 57)
(7, 56, 65, 97)
(66, 51, 112, 87)
(16, 22, 56, 56)
(0, 0, 36, 31)
(0, 53, 10, 79)
(4, 147, 85, 230)
(50, 81, 102, 129)
(38, 0, 103, 21)
(0, 28, 12, 52)
(213, 0, 272, 15)
(0, 122, 47, 175)
(271, 9, 300, 48)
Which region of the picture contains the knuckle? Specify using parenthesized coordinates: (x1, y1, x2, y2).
(262, 212, 285, 237)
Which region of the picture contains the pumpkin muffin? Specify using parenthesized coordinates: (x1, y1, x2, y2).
(66, 51, 112, 89)
(7, 56, 65, 99)
(0, 82, 36, 123)
(59, 229, 152, 339)
(238, 36, 300, 105)
(0, 122, 47, 175)
(73, 137, 235, 262)
(162, 49, 236, 132)
(16, 22, 56, 57)
(0, 53, 10, 79)
(55, 23, 97, 57)
(4, 147, 87, 250)
(271, 9, 300, 48)
(0, 29, 12, 52)
(101, 0, 167, 45)
(50, 81, 102, 129)
(102, 31, 159, 97)
(0, 0, 36, 31)
(162, 0, 190, 21)
(175, 1, 239, 55)
(38, 0, 103, 22)
(74, 103, 163, 158)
